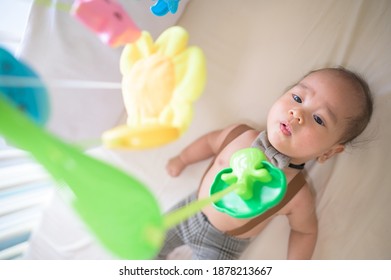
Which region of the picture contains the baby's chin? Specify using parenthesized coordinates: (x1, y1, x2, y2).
(267, 130, 295, 157)
(268, 135, 311, 164)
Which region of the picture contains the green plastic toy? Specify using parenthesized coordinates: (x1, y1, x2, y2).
(210, 148, 287, 218)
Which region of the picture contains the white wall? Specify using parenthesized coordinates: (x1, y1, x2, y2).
(0, 0, 33, 53)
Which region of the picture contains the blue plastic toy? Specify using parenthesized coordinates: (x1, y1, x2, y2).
(0, 47, 49, 125)
(150, 0, 180, 16)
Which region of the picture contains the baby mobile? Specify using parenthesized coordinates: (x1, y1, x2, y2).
(70, 0, 207, 149)
(0, 0, 287, 259)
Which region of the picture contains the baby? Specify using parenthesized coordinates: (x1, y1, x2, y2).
(158, 67, 373, 260)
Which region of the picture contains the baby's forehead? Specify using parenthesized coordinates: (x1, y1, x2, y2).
(305, 69, 361, 90)
(302, 70, 363, 97)
(302, 71, 364, 113)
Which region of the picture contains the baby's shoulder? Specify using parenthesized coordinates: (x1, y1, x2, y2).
(227, 124, 260, 143)
(216, 124, 259, 150)
(221, 123, 258, 138)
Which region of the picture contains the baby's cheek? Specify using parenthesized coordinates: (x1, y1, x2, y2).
(296, 132, 329, 156)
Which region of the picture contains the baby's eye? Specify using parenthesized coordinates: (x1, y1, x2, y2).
(313, 115, 324, 126)
(292, 94, 302, 103)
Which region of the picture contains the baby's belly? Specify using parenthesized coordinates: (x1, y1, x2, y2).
(198, 185, 271, 239)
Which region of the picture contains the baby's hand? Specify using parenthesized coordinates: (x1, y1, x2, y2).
(166, 155, 186, 177)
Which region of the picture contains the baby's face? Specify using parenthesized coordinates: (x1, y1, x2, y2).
(266, 70, 360, 164)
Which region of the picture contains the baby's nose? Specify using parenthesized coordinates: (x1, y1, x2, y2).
(289, 109, 304, 124)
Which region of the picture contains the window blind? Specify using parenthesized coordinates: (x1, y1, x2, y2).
(0, 142, 53, 259)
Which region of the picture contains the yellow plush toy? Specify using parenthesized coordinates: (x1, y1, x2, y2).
(102, 26, 206, 149)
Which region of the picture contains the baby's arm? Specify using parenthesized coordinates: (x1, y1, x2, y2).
(286, 184, 318, 259)
(166, 124, 247, 177)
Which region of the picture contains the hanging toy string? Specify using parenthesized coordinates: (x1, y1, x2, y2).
(0, 76, 121, 90)
(35, 0, 72, 12)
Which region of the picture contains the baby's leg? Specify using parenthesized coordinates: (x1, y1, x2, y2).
(156, 192, 197, 259)
(155, 226, 185, 260)
(190, 213, 251, 260)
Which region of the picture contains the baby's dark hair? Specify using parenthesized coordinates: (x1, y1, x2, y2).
(304, 67, 374, 145)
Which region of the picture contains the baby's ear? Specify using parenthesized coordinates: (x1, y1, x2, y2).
(317, 144, 345, 163)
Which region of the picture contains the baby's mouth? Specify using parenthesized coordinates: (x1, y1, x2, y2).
(280, 122, 292, 136)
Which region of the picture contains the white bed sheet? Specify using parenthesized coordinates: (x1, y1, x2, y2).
(22, 0, 391, 259)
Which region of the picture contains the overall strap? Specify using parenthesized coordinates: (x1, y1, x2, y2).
(225, 171, 306, 236)
(219, 124, 254, 154)
(198, 124, 254, 186)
